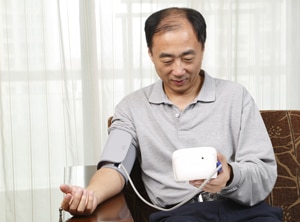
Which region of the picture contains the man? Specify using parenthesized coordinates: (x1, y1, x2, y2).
(60, 7, 282, 221)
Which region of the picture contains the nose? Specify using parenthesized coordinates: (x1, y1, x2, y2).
(172, 59, 185, 77)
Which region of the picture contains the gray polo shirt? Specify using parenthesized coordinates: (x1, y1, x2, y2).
(105, 71, 277, 207)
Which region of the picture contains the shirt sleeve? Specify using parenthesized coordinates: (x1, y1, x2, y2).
(220, 89, 277, 206)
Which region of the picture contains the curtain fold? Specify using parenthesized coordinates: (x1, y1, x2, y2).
(0, 0, 299, 221)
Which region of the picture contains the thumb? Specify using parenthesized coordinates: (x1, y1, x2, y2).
(217, 152, 229, 173)
(217, 152, 227, 165)
(60, 184, 73, 194)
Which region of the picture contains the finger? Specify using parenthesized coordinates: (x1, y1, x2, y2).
(189, 179, 205, 188)
(190, 182, 201, 188)
(61, 193, 73, 211)
(76, 190, 88, 214)
(218, 153, 231, 173)
(69, 189, 84, 212)
(200, 183, 218, 193)
(60, 184, 73, 194)
(217, 153, 227, 165)
(77, 190, 89, 214)
(203, 178, 226, 193)
(85, 191, 95, 213)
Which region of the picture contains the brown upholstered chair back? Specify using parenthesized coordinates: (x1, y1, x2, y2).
(261, 110, 300, 222)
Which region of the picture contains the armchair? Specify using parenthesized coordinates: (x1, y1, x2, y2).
(66, 110, 300, 222)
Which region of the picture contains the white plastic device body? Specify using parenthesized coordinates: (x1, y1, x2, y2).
(172, 146, 218, 182)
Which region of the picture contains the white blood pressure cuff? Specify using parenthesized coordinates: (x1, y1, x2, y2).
(97, 129, 136, 182)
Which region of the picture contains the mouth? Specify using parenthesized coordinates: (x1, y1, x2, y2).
(172, 79, 186, 86)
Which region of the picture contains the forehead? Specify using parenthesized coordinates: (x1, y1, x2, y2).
(155, 15, 191, 35)
(151, 18, 201, 53)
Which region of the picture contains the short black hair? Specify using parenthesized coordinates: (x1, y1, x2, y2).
(144, 7, 207, 50)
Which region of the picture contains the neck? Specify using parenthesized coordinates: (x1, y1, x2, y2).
(166, 74, 203, 111)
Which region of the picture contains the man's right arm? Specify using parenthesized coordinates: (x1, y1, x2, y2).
(60, 128, 136, 215)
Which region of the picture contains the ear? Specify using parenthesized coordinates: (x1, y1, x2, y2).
(148, 48, 154, 61)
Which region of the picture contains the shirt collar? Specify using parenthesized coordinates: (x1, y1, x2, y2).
(149, 70, 216, 104)
(196, 71, 216, 102)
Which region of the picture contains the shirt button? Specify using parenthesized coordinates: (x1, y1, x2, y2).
(175, 113, 180, 118)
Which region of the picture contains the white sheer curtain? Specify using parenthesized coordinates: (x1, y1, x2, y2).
(0, 0, 299, 221)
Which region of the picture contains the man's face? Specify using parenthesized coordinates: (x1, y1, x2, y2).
(148, 18, 204, 96)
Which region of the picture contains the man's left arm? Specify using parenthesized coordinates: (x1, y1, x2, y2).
(219, 99, 277, 206)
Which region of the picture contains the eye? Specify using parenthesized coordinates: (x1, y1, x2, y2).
(161, 59, 173, 65)
(183, 57, 193, 63)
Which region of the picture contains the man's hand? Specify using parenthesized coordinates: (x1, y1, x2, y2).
(60, 184, 98, 216)
(189, 152, 232, 193)
(60, 167, 125, 216)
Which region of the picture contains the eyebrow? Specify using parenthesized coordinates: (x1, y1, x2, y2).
(159, 49, 196, 58)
